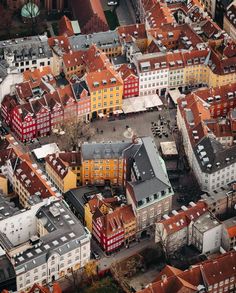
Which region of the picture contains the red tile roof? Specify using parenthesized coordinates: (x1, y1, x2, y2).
(160, 201, 208, 235)
(70, 0, 108, 34)
(15, 158, 57, 199)
(138, 251, 236, 293)
(45, 152, 81, 179)
(59, 15, 74, 37)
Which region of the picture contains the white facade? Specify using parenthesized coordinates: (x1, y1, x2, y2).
(15, 239, 90, 292)
(138, 67, 169, 96)
(192, 214, 222, 254)
(0, 201, 45, 246)
(0, 72, 23, 104)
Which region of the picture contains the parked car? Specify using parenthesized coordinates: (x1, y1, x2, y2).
(92, 251, 100, 260)
(108, 0, 118, 5)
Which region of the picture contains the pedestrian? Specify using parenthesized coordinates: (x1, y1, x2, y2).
(97, 128, 99, 133)
(113, 127, 116, 132)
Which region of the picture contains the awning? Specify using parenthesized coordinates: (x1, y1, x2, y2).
(113, 110, 123, 115)
(122, 94, 163, 114)
(168, 89, 183, 105)
(98, 113, 104, 118)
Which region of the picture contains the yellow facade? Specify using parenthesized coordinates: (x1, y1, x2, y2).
(0, 175, 8, 195)
(63, 62, 85, 79)
(81, 158, 124, 186)
(183, 63, 236, 88)
(84, 201, 110, 232)
(71, 166, 82, 186)
(123, 219, 137, 242)
(208, 70, 236, 88)
(84, 203, 93, 232)
(101, 45, 122, 57)
(183, 64, 210, 86)
(90, 83, 123, 116)
(46, 163, 77, 193)
(13, 175, 30, 208)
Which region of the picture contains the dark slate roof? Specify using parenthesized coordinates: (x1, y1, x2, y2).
(14, 200, 90, 271)
(128, 177, 170, 202)
(81, 141, 132, 160)
(133, 137, 170, 186)
(64, 186, 99, 217)
(72, 80, 90, 100)
(0, 254, 16, 291)
(194, 136, 236, 173)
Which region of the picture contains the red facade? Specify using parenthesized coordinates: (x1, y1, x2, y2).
(92, 216, 124, 254)
(123, 74, 139, 98)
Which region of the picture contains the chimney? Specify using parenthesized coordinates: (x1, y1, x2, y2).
(161, 274, 168, 283)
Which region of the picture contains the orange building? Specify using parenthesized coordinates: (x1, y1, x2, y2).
(81, 141, 132, 186)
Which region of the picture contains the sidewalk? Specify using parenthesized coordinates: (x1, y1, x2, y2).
(98, 237, 155, 271)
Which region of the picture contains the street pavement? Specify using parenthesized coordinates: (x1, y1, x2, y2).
(97, 237, 155, 271)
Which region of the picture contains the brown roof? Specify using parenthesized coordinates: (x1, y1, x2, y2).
(138, 251, 236, 293)
(63, 51, 84, 69)
(23, 66, 54, 89)
(59, 15, 74, 37)
(48, 36, 71, 53)
(160, 201, 207, 235)
(15, 81, 33, 101)
(70, 0, 108, 34)
(15, 159, 56, 199)
(117, 23, 147, 43)
(95, 204, 136, 237)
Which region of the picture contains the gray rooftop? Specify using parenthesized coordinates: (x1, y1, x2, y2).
(193, 212, 221, 233)
(128, 177, 170, 202)
(133, 137, 170, 186)
(69, 30, 121, 51)
(13, 200, 90, 271)
(81, 141, 132, 160)
(0, 35, 52, 63)
(201, 185, 234, 204)
(194, 136, 236, 173)
(65, 186, 99, 218)
(0, 195, 20, 221)
(223, 216, 236, 230)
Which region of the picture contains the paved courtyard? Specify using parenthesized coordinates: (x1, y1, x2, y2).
(91, 109, 177, 148)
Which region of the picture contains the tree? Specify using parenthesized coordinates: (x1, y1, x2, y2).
(0, 4, 12, 36)
(64, 267, 86, 293)
(61, 120, 95, 151)
(21, 0, 41, 35)
(84, 260, 98, 284)
(155, 223, 171, 263)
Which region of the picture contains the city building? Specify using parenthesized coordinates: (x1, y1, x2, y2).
(126, 137, 173, 236)
(222, 216, 236, 251)
(134, 52, 169, 97)
(0, 35, 53, 74)
(139, 250, 236, 293)
(64, 186, 99, 224)
(1, 200, 91, 292)
(69, 30, 122, 57)
(118, 64, 139, 98)
(155, 201, 208, 254)
(81, 140, 131, 186)
(45, 153, 78, 193)
(70, 0, 108, 34)
(117, 23, 148, 53)
(192, 211, 222, 253)
(224, 0, 236, 39)
(13, 158, 60, 208)
(201, 184, 236, 218)
(58, 16, 81, 37)
(177, 83, 236, 191)
(93, 204, 136, 254)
